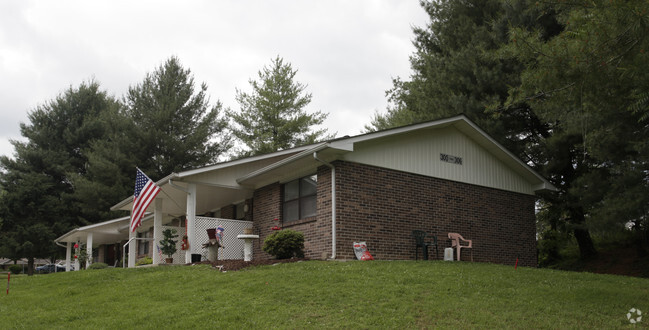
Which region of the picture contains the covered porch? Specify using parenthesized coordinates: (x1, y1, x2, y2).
(55, 213, 255, 269)
(109, 169, 257, 268)
(55, 215, 158, 270)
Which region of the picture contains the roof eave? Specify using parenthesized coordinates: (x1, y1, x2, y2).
(236, 143, 329, 185)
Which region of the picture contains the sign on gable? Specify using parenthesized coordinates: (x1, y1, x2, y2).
(440, 153, 463, 165)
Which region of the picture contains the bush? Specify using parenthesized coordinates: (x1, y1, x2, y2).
(9, 265, 22, 274)
(262, 229, 305, 259)
(136, 257, 153, 266)
(87, 262, 108, 270)
(538, 230, 563, 267)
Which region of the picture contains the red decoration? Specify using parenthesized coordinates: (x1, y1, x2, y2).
(271, 226, 281, 231)
(181, 235, 189, 250)
(74, 255, 78, 259)
(74, 243, 79, 249)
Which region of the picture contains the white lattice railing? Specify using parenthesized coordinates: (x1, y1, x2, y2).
(159, 218, 253, 264)
(195, 217, 253, 260)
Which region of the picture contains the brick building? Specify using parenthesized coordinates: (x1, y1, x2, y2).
(57, 115, 555, 268)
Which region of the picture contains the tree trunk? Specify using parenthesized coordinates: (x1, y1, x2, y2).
(573, 228, 597, 259)
(27, 257, 34, 276)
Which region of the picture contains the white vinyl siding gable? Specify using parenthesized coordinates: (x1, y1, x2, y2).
(341, 126, 534, 195)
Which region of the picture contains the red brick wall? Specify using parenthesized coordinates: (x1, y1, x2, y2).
(251, 165, 333, 260)
(220, 205, 235, 219)
(251, 183, 282, 259)
(334, 161, 537, 267)
(251, 161, 537, 267)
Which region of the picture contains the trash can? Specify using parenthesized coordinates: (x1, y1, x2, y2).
(191, 254, 202, 263)
(444, 248, 454, 261)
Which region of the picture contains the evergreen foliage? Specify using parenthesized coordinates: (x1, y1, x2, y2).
(8, 264, 22, 274)
(371, 0, 649, 259)
(0, 81, 118, 274)
(229, 56, 330, 157)
(159, 228, 178, 258)
(123, 56, 231, 178)
(74, 56, 232, 221)
(503, 0, 649, 257)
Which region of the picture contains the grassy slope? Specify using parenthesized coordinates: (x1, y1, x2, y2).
(1, 261, 647, 329)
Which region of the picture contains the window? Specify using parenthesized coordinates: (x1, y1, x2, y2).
(138, 231, 150, 255)
(283, 175, 317, 223)
(235, 202, 246, 220)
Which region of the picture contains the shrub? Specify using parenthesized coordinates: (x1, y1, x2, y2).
(262, 229, 305, 259)
(160, 228, 179, 258)
(87, 262, 108, 270)
(136, 257, 153, 266)
(9, 265, 22, 274)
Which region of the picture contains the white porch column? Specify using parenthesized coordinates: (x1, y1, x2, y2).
(86, 232, 93, 268)
(185, 183, 197, 262)
(128, 228, 136, 268)
(153, 198, 163, 265)
(65, 242, 72, 272)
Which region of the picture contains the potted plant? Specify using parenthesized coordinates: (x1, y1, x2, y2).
(159, 228, 179, 264)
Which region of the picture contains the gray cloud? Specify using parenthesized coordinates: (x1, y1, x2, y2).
(0, 0, 428, 158)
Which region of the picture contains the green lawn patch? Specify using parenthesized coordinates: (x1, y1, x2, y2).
(1, 261, 647, 328)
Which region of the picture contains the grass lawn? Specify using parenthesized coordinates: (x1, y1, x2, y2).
(1, 261, 647, 328)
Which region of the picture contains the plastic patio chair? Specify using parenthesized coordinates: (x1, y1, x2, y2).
(448, 232, 473, 261)
(412, 230, 438, 260)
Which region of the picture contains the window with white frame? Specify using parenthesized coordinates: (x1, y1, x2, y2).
(283, 174, 317, 223)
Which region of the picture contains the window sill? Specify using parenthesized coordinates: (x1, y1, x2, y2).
(283, 216, 317, 227)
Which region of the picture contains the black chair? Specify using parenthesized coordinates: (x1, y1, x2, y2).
(412, 230, 438, 260)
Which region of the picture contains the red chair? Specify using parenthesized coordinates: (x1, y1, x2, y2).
(448, 233, 473, 261)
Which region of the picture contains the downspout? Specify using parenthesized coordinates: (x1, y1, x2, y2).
(313, 152, 336, 260)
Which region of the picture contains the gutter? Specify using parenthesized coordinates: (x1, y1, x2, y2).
(168, 178, 190, 194)
(313, 152, 336, 260)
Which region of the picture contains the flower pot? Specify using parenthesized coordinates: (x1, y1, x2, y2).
(243, 228, 253, 235)
(165, 258, 173, 264)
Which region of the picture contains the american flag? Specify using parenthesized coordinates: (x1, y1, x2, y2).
(130, 168, 161, 232)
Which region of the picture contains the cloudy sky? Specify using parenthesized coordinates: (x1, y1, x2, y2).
(0, 1, 429, 158)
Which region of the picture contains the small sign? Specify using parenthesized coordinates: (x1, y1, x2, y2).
(440, 153, 462, 165)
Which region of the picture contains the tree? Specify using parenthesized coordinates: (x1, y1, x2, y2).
(0, 81, 118, 274)
(366, 0, 607, 259)
(123, 56, 231, 179)
(229, 56, 330, 157)
(73, 57, 232, 222)
(69, 106, 138, 222)
(368, 0, 561, 160)
(503, 0, 649, 257)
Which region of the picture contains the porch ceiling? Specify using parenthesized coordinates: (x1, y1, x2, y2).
(111, 181, 253, 217)
(56, 216, 133, 246)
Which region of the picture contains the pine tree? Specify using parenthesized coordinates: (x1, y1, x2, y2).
(504, 0, 649, 256)
(0, 81, 117, 274)
(229, 56, 330, 157)
(365, 0, 605, 259)
(74, 57, 232, 222)
(123, 56, 231, 178)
